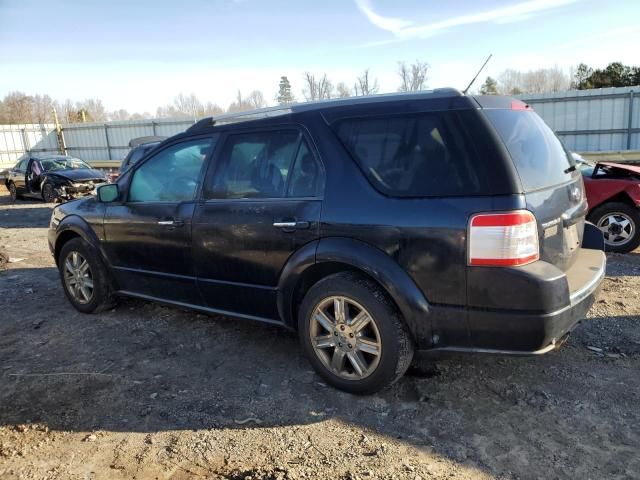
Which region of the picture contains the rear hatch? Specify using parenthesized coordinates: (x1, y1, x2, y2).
(482, 106, 587, 272)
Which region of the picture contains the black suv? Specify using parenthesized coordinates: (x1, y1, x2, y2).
(48, 90, 606, 393)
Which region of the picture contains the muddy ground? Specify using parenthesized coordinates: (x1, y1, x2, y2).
(0, 190, 638, 480)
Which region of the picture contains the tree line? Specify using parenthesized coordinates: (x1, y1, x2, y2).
(1, 60, 638, 124)
(480, 61, 640, 95)
(0, 60, 429, 125)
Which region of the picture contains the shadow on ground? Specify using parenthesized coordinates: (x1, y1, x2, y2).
(0, 207, 53, 228)
(1, 265, 639, 478)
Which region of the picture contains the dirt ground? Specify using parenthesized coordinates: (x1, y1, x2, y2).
(0, 191, 638, 480)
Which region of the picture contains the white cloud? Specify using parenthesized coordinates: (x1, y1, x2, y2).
(354, 0, 581, 39)
(352, 0, 413, 32)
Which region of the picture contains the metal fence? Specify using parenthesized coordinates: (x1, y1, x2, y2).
(1, 86, 639, 173)
(0, 123, 59, 168)
(0, 118, 196, 172)
(519, 86, 638, 152)
(61, 118, 195, 162)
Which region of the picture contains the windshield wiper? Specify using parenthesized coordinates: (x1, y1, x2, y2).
(564, 165, 577, 174)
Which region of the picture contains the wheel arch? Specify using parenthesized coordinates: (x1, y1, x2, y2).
(277, 237, 431, 344)
(588, 191, 638, 213)
(54, 216, 111, 271)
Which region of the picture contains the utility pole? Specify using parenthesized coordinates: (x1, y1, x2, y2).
(52, 108, 67, 155)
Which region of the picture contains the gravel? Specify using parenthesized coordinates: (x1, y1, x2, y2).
(0, 192, 638, 479)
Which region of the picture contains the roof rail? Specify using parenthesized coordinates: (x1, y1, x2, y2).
(186, 88, 463, 132)
(186, 105, 293, 133)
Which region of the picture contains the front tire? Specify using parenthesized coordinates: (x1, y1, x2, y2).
(58, 238, 116, 313)
(589, 202, 640, 253)
(42, 183, 58, 203)
(298, 272, 414, 394)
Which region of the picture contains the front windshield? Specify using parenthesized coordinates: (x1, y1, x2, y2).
(41, 157, 91, 172)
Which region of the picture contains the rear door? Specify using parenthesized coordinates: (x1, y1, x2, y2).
(483, 108, 587, 271)
(192, 127, 324, 321)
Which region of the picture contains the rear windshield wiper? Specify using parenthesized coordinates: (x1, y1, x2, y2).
(564, 165, 577, 174)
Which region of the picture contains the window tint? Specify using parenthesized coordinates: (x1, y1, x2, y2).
(16, 159, 29, 170)
(334, 112, 484, 197)
(128, 138, 213, 202)
(483, 110, 573, 191)
(207, 130, 305, 199)
(287, 140, 322, 197)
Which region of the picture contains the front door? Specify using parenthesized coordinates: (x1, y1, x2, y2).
(26, 159, 43, 196)
(103, 136, 216, 303)
(192, 129, 324, 321)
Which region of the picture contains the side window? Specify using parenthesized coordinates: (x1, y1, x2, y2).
(16, 159, 29, 170)
(287, 140, 322, 197)
(206, 130, 306, 199)
(334, 112, 484, 197)
(128, 137, 214, 202)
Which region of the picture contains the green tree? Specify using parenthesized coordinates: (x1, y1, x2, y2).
(573, 63, 593, 89)
(480, 76, 498, 95)
(276, 76, 295, 105)
(579, 62, 638, 89)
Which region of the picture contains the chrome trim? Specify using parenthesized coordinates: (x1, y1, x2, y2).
(428, 340, 560, 356)
(117, 290, 287, 327)
(273, 222, 297, 228)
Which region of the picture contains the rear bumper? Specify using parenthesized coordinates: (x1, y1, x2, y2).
(429, 247, 606, 354)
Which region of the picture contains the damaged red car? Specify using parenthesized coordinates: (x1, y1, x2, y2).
(577, 154, 640, 253)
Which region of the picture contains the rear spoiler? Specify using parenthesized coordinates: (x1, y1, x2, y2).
(472, 95, 532, 111)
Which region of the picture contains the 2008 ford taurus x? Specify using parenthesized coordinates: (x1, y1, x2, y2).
(48, 90, 606, 393)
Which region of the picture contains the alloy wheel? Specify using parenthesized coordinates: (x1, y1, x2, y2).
(597, 212, 635, 247)
(43, 184, 56, 203)
(309, 296, 382, 380)
(63, 251, 94, 304)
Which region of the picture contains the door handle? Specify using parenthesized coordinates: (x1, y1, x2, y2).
(273, 221, 297, 228)
(157, 220, 185, 227)
(273, 220, 310, 231)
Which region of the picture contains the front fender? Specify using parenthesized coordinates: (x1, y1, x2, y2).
(54, 215, 112, 271)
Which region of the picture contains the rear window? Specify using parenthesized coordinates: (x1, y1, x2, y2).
(334, 111, 489, 197)
(483, 110, 574, 192)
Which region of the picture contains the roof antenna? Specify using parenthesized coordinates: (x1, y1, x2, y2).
(462, 54, 493, 95)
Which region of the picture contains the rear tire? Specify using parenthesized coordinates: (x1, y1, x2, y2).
(588, 202, 640, 253)
(58, 237, 116, 313)
(298, 271, 414, 394)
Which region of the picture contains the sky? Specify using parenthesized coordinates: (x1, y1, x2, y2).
(0, 0, 639, 114)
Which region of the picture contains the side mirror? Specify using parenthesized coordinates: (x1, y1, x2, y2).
(97, 184, 119, 203)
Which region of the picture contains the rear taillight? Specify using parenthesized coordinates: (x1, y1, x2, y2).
(468, 210, 539, 266)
